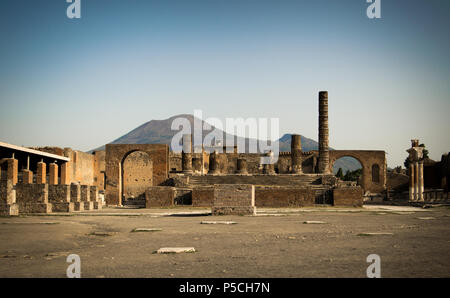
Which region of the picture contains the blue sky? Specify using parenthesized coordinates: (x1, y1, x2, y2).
(0, 0, 449, 167)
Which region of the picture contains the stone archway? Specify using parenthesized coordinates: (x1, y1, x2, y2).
(105, 144, 169, 206)
(329, 150, 386, 193)
(332, 155, 363, 185)
(121, 150, 153, 207)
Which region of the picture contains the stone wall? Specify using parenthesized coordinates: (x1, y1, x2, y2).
(255, 186, 315, 207)
(333, 186, 363, 207)
(212, 184, 256, 215)
(48, 185, 74, 212)
(15, 183, 52, 213)
(93, 150, 105, 191)
(192, 186, 214, 207)
(145, 186, 175, 208)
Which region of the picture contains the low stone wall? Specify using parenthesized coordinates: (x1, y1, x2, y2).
(212, 184, 256, 215)
(70, 184, 83, 211)
(146, 186, 175, 208)
(333, 186, 363, 207)
(423, 190, 450, 204)
(48, 185, 74, 212)
(255, 186, 315, 207)
(15, 183, 52, 213)
(0, 180, 19, 216)
(192, 186, 214, 207)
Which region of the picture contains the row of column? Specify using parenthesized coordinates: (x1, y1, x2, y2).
(181, 134, 305, 175)
(407, 139, 425, 202)
(409, 160, 424, 201)
(1, 157, 70, 185)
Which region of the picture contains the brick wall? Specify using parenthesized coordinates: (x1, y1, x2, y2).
(333, 186, 363, 207)
(255, 186, 315, 207)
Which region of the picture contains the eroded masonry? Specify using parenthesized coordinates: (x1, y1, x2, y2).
(2, 91, 449, 216)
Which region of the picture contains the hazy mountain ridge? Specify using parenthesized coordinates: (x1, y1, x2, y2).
(91, 114, 360, 172)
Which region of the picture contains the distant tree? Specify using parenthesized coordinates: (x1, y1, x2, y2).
(404, 143, 429, 169)
(336, 168, 344, 179)
(341, 168, 362, 182)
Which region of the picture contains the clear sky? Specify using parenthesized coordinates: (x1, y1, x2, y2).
(0, 0, 449, 167)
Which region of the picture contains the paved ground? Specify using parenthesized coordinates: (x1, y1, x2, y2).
(0, 205, 449, 278)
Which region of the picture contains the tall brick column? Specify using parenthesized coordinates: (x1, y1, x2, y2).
(60, 162, 71, 185)
(49, 162, 58, 185)
(22, 169, 33, 184)
(37, 161, 46, 184)
(6, 158, 18, 185)
(22, 156, 33, 184)
(182, 134, 193, 174)
(318, 91, 330, 174)
(291, 134, 303, 174)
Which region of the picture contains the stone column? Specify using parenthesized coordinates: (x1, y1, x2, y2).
(409, 163, 415, 201)
(236, 158, 248, 174)
(22, 169, 33, 184)
(418, 160, 424, 201)
(22, 156, 33, 184)
(182, 134, 193, 174)
(209, 151, 220, 175)
(192, 157, 202, 174)
(49, 162, 58, 185)
(6, 158, 18, 185)
(60, 162, 70, 185)
(318, 91, 330, 174)
(37, 161, 46, 184)
(414, 162, 419, 201)
(291, 134, 303, 174)
(263, 151, 276, 175)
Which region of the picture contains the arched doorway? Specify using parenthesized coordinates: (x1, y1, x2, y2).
(121, 151, 153, 207)
(332, 156, 363, 186)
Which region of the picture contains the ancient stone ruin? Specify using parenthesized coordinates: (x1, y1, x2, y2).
(0, 91, 398, 216)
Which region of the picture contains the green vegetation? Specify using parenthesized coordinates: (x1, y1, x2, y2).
(335, 168, 362, 182)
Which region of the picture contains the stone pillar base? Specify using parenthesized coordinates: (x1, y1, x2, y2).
(73, 202, 84, 211)
(18, 203, 52, 214)
(83, 202, 94, 210)
(93, 202, 103, 210)
(0, 203, 19, 216)
(51, 202, 74, 212)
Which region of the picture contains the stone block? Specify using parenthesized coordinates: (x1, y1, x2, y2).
(255, 186, 315, 207)
(333, 186, 363, 207)
(192, 186, 215, 207)
(212, 184, 256, 215)
(51, 202, 74, 212)
(48, 185, 70, 203)
(145, 186, 175, 208)
(80, 185, 90, 202)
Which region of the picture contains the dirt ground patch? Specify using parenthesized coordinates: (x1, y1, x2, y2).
(0, 206, 449, 277)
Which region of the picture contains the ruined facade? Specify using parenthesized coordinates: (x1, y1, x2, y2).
(1, 91, 393, 215)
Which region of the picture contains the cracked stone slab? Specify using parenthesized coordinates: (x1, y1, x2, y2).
(200, 221, 237, 225)
(357, 232, 394, 236)
(131, 228, 162, 232)
(154, 247, 196, 254)
(303, 221, 327, 224)
(90, 231, 116, 236)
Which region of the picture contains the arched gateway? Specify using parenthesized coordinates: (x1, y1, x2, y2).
(105, 144, 169, 206)
(329, 150, 386, 193)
